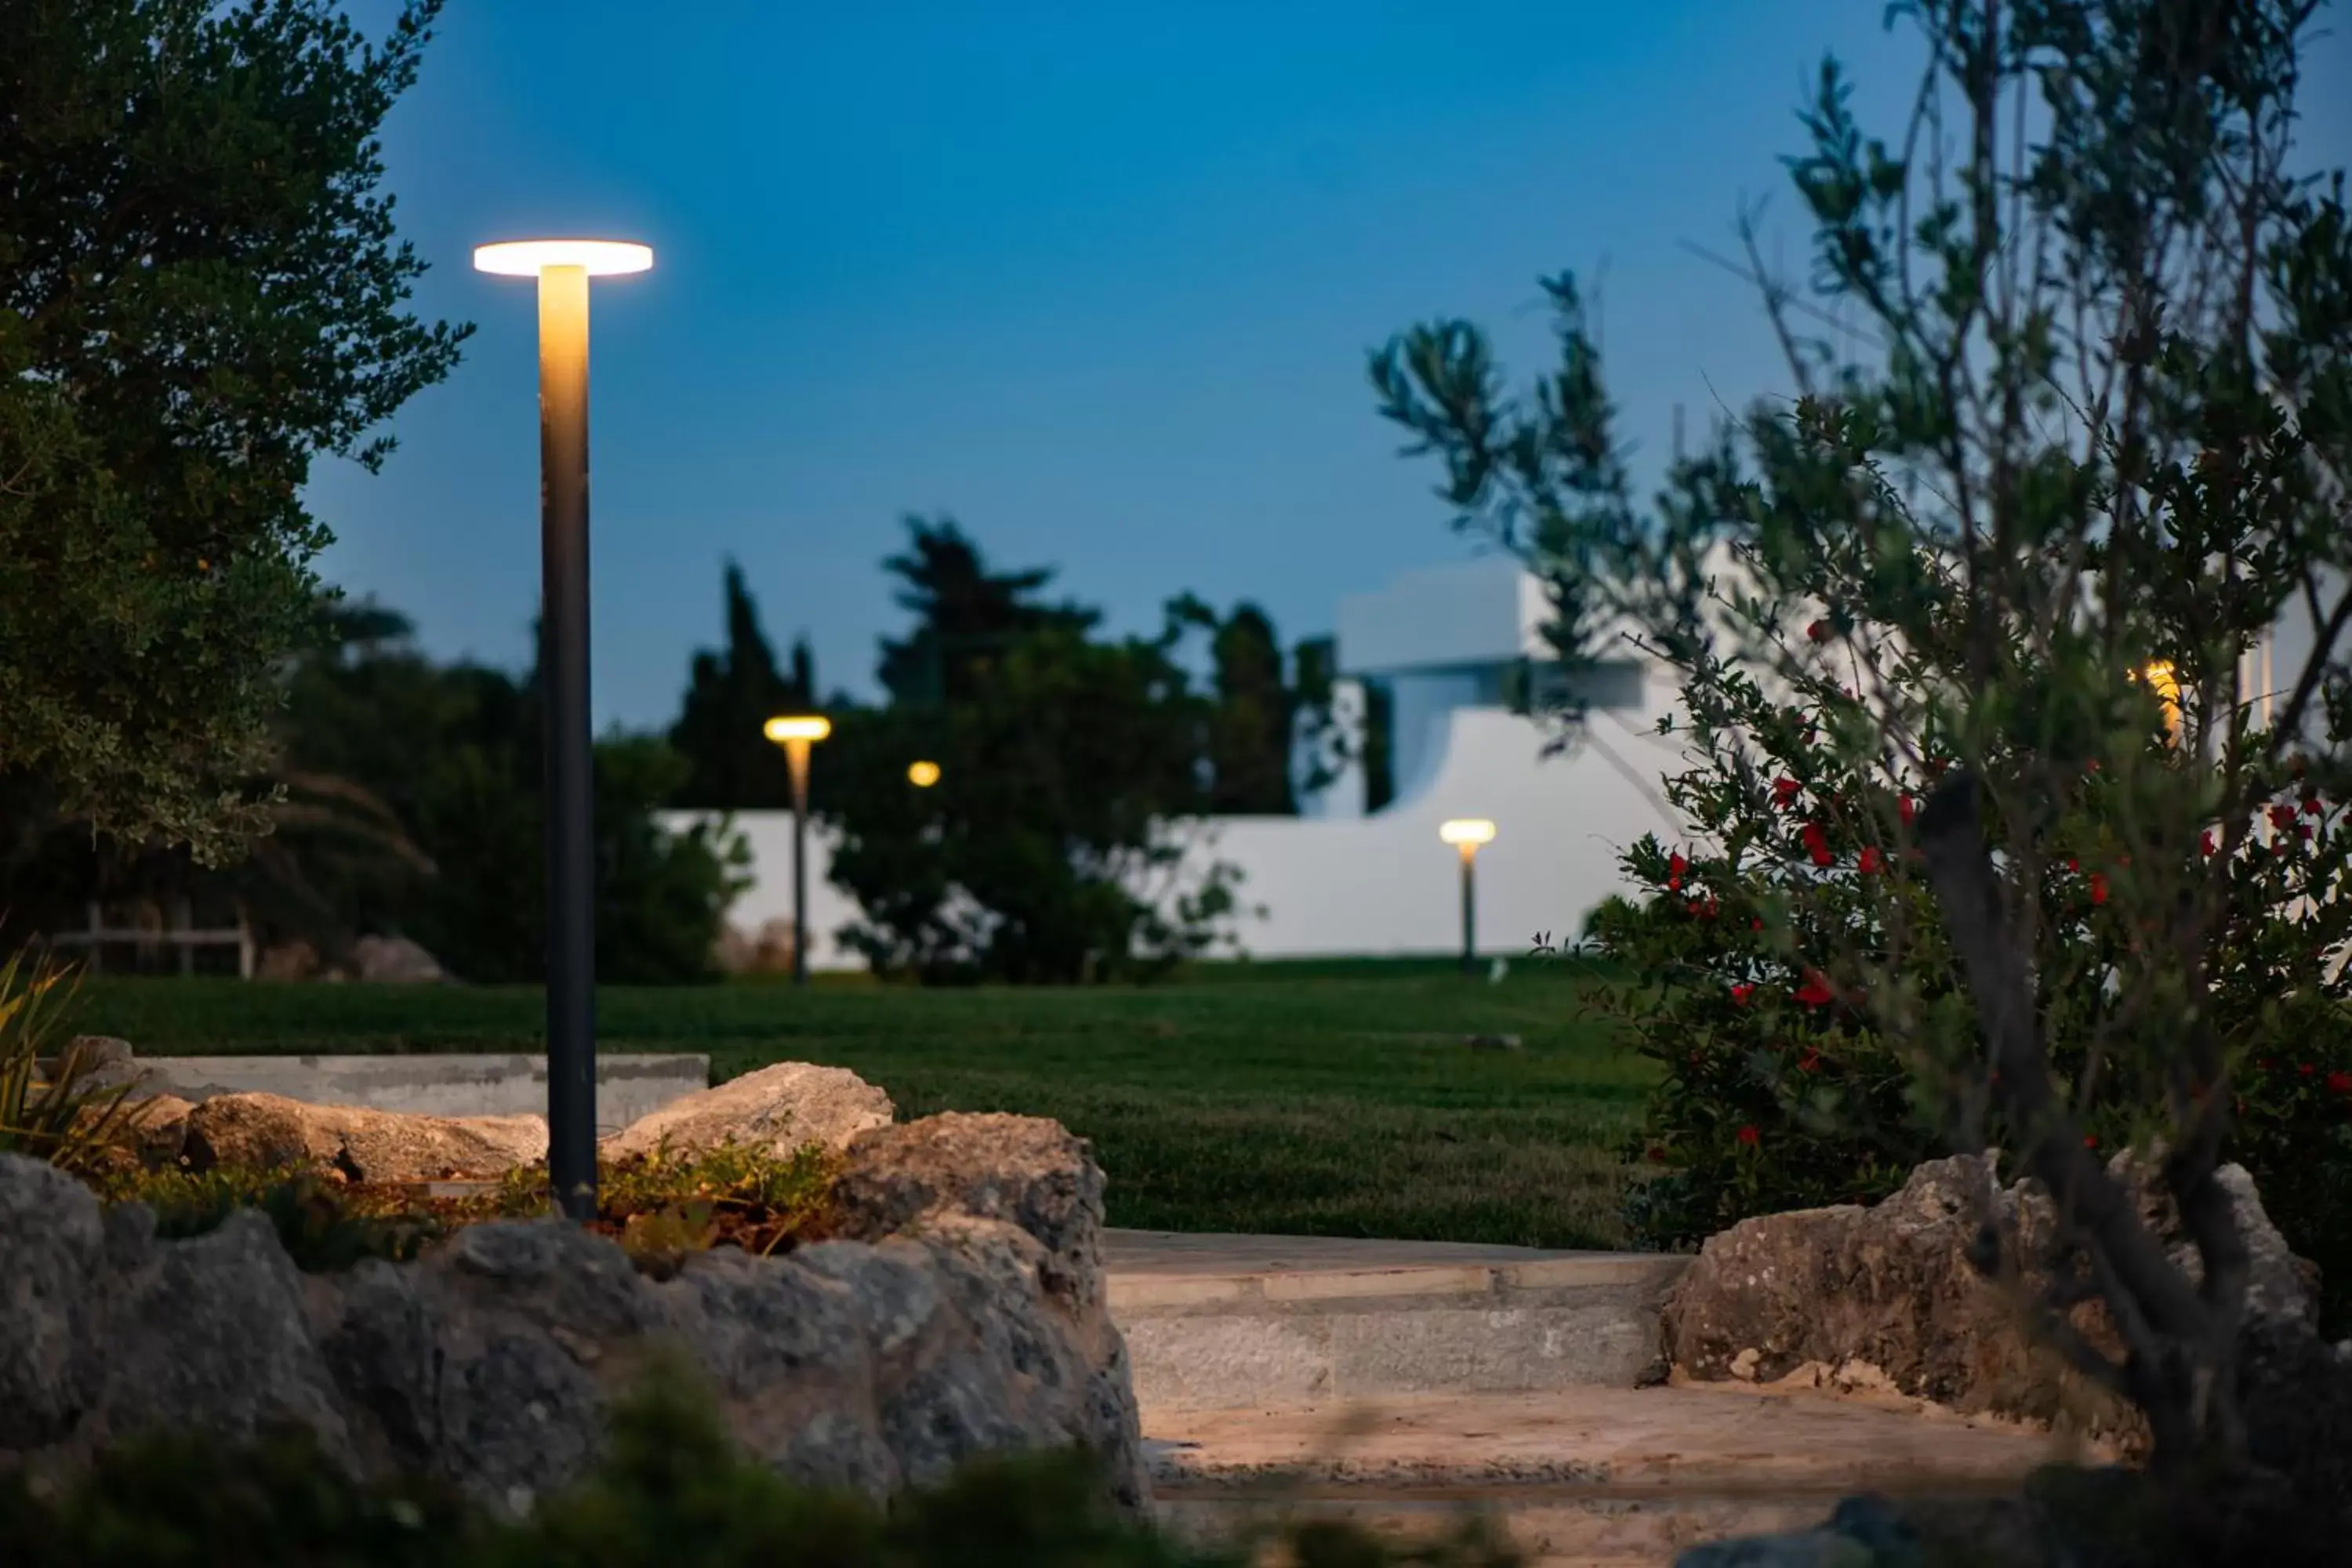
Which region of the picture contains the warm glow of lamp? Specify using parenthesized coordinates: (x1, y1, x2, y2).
(1439, 818, 1497, 848)
(472, 240, 654, 278)
(764, 716, 833, 743)
(907, 760, 942, 788)
(2141, 660, 2182, 739)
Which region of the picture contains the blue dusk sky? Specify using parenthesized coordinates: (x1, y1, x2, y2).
(308, 1, 2352, 730)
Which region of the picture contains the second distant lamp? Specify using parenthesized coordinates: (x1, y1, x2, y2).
(764, 714, 832, 987)
(1438, 818, 1497, 975)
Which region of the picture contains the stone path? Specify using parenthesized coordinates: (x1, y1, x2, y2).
(1144, 1386, 2082, 1567)
(1103, 1232, 2090, 1567)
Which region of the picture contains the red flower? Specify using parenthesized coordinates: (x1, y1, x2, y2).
(1857, 846, 1885, 875)
(2066, 858, 2081, 873)
(2270, 804, 2297, 832)
(2201, 829, 2217, 857)
(1897, 795, 1917, 826)
(1689, 895, 1720, 919)
(2299, 824, 2314, 840)
(1802, 822, 1833, 868)
(2303, 796, 2324, 817)
(1666, 851, 1687, 891)
(2327, 1072, 2352, 1094)
(1806, 619, 1828, 642)
(1795, 971, 1836, 1007)
(1736, 1125, 1761, 1147)
(1751, 917, 1765, 931)
(2089, 872, 2109, 906)
(2300, 1063, 2316, 1077)
(1773, 777, 1802, 808)
(2084, 1134, 2100, 1149)
(1797, 1049, 1822, 1074)
(1730, 982, 1755, 1007)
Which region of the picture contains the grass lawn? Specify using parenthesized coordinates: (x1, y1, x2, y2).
(71, 957, 1655, 1250)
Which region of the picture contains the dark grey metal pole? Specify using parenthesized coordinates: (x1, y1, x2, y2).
(538, 263, 597, 1220)
(789, 742, 811, 988)
(1458, 848, 1477, 975)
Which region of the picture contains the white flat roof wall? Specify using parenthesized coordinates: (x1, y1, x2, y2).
(1335, 556, 1552, 677)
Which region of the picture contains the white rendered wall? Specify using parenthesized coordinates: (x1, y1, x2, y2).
(673, 697, 1689, 969)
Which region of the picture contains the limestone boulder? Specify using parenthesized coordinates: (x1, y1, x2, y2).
(601, 1060, 891, 1162)
(834, 1112, 1106, 1304)
(350, 934, 447, 984)
(183, 1091, 546, 1181)
(0, 1105, 1145, 1512)
(1663, 1152, 2318, 1440)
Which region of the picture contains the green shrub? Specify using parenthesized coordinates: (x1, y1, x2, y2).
(89, 1139, 845, 1276)
(0, 1376, 1523, 1567)
(1560, 720, 2352, 1333)
(0, 949, 144, 1174)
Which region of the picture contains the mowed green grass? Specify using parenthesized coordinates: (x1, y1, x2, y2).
(72, 958, 1655, 1250)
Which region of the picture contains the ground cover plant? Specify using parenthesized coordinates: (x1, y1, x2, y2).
(87, 1139, 844, 1276)
(71, 958, 1647, 1248)
(0, 1371, 1523, 1568)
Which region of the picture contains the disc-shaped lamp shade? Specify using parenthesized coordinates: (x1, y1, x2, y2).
(1439, 818, 1497, 848)
(907, 760, 942, 788)
(473, 240, 654, 278)
(764, 716, 833, 743)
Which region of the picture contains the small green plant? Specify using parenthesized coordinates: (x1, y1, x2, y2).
(0, 1372, 1526, 1566)
(0, 946, 143, 1174)
(90, 1138, 844, 1276)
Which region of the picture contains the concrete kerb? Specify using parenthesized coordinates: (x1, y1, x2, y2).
(136, 1053, 710, 1138)
(1103, 1230, 1692, 1410)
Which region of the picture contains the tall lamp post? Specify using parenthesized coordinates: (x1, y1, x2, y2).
(473, 238, 654, 1220)
(764, 715, 833, 987)
(1438, 818, 1497, 975)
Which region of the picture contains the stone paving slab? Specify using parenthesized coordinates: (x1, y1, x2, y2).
(1145, 1386, 2089, 1567)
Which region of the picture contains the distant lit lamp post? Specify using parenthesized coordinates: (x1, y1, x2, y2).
(473, 238, 654, 1221)
(906, 760, 942, 788)
(1438, 819, 1497, 975)
(764, 716, 833, 987)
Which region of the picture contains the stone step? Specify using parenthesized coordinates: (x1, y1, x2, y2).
(1142, 1387, 2083, 1568)
(1102, 1229, 1690, 1410)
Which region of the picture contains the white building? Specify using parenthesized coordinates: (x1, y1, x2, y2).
(693, 555, 1685, 969)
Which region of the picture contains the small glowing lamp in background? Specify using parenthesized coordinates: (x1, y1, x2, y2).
(1437, 819, 1497, 975)
(2142, 660, 2181, 741)
(763, 716, 833, 744)
(1439, 818, 1497, 849)
(762, 716, 833, 988)
(907, 760, 942, 788)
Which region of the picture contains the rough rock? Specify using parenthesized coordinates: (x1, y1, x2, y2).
(835, 1113, 1105, 1302)
(121, 1092, 196, 1166)
(350, 934, 447, 984)
(0, 1109, 1144, 1511)
(1664, 1153, 2319, 1443)
(602, 1060, 892, 1162)
(57, 1036, 141, 1091)
(183, 1091, 547, 1181)
(712, 918, 798, 977)
(256, 940, 322, 982)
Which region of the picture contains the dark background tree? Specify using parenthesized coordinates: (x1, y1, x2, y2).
(825, 524, 1241, 983)
(1170, 597, 1298, 815)
(0, 0, 468, 864)
(876, 516, 1098, 707)
(667, 562, 818, 811)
